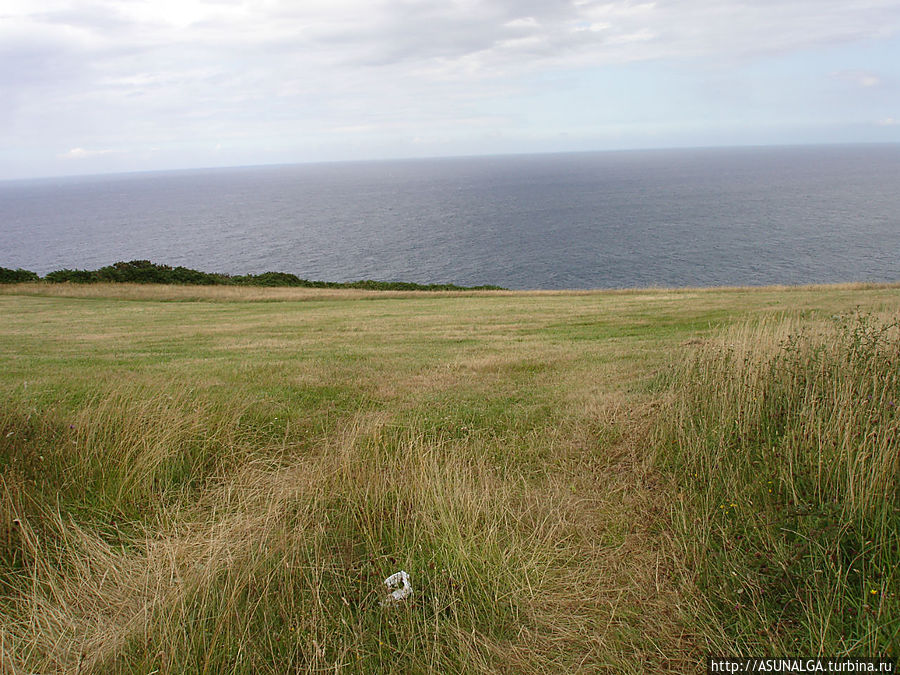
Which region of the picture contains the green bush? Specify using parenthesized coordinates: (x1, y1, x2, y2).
(95, 260, 174, 284)
(346, 279, 504, 291)
(43, 268, 99, 283)
(233, 271, 307, 287)
(168, 266, 229, 285)
(35, 260, 505, 290)
(0, 268, 40, 284)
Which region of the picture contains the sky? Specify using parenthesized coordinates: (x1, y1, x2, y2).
(2, 0, 899, 179)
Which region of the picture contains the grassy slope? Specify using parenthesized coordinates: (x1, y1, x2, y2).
(0, 283, 898, 672)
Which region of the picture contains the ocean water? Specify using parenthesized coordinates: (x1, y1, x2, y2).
(1, 145, 898, 290)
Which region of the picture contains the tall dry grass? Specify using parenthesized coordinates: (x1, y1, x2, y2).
(656, 313, 900, 656)
(0, 383, 288, 671)
(0, 393, 676, 673)
(0, 282, 511, 303)
(4, 280, 898, 305)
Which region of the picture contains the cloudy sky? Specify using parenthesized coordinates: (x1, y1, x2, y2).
(2, 0, 899, 179)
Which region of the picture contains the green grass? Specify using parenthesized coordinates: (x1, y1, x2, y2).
(0, 282, 898, 672)
(655, 313, 900, 657)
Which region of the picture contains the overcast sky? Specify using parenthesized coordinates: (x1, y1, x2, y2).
(2, 0, 899, 179)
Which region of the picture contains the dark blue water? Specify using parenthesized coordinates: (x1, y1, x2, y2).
(1, 145, 898, 289)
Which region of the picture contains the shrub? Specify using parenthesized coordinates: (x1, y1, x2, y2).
(0, 267, 40, 284)
(168, 266, 228, 285)
(233, 272, 307, 287)
(43, 268, 99, 283)
(95, 260, 172, 284)
(38, 261, 506, 290)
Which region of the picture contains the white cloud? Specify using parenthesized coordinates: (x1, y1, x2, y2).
(832, 69, 883, 87)
(573, 22, 611, 33)
(2, 0, 899, 177)
(877, 117, 900, 126)
(58, 147, 117, 159)
(504, 17, 540, 29)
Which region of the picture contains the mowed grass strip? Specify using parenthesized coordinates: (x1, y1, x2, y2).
(1, 283, 898, 672)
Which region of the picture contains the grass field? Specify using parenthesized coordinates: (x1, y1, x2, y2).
(1, 282, 898, 672)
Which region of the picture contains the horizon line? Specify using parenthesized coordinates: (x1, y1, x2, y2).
(3, 140, 898, 185)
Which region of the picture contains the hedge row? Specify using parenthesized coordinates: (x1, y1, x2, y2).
(0, 260, 504, 291)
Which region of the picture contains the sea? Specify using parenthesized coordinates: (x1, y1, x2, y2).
(1, 144, 898, 290)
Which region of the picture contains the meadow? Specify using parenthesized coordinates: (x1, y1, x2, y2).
(0, 282, 897, 672)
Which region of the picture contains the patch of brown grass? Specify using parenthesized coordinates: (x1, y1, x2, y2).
(0, 396, 685, 673)
(3, 280, 899, 304)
